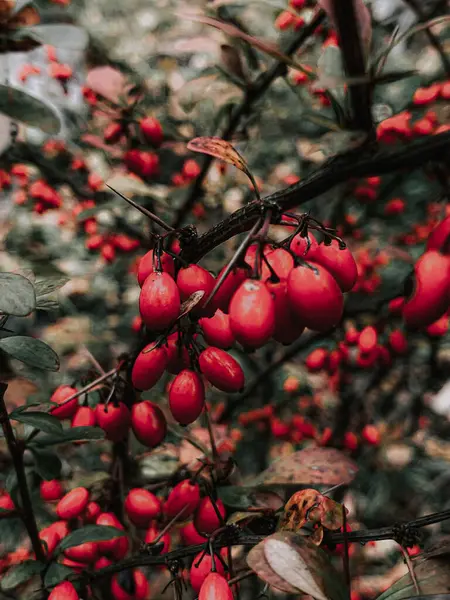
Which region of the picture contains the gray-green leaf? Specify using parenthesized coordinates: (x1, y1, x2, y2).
(30, 426, 105, 447)
(0, 84, 60, 134)
(57, 525, 125, 552)
(34, 277, 69, 297)
(0, 273, 36, 317)
(0, 336, 59, 371)
(0, 560, 45, 591)
(18, 25, 89, 51)
(10, 411, 63, 435)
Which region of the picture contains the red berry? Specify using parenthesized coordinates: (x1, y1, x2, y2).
(274, 10, 295, 30)
(56, 487, 89, 520)
(403, 251, 450, 328)
(344, 431, 358, 451)
(40, 480, 64, 502)
(96, 512, 125, 556)
(199, 310, 235, 349)
(287, 262, 344, 332)
(50, 385, 78, 420)
(95, 402, 131, 442)
(426, 215, 450, 253)
(169, 370, 205, 425)
(180, 521, 207, 546)
(384, 198, 405, 216)
(49, 582, 79, 600)
(190, 550, 227, 592)
(389, 330, 408, 354)
(71, 406, 96, 428)
(362, 424, 381, 446)
(111, 569, 149, 600)
(413, 84, 440, 105)
(140, 116, 163, 146)
(131, 342, 169, 391)
(165, 332, 190, 374)
(125, 488, 162, 527)
(176, 265, 217, 317)
(139, 272, 181, 330)
(164, 479, 201, 520)
(64, 541, 98, 564)
(144, 523, 171, 553)
(289, 231, 319, 258)
(124, 149, 159, 178)
(104, 122, 124, 144)
(309, 240, 357, 292)
(39, 527, 61, 557)
(131, 401, 167, 448)
(213, 266, 249, 312)
(261, 248, 294, 281)
(305, 348, 328, 372)
(358, 326, 378, 353)
(266, 279, 304, 345)
(200, 572, 233, 600)
(182, 159, 201, 179)
(229, 279, 275, 348)
(137, 249, 175, 287)
(84, 501, 101, 523)
(198, 347, 245, 393)
(194, 497, 226, 535)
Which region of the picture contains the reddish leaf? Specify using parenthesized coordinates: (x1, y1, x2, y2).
(255, 447, 358, 486)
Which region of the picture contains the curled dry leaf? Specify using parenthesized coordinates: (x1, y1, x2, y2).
(255, 447, 358, 487)
(263, 532, 348, 600)
(177, 291, 205, 320)
(279, 489, 346, 545)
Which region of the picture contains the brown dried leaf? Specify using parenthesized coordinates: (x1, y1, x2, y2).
(247, 540, 299, 594)
(250, 490, 284, 511)
(187, 136, 249, 174)
(183, 13, 312, 77)
(262, 532, 348, 600)
(220, 44, 247, 82)
(255, 447, 358, 487)
(178, 291, 205, 320)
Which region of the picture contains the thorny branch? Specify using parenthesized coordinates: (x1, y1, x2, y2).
(77, 508, 450, 585)
(180, 131, 450, 263)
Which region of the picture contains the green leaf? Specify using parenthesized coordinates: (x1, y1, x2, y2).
(0, 560, 45, 591)
(17, 25, 89, 51)
(36, 298, 60, 312)
(10, 411, 63, 435)
(0, 84, 61, 134)
(11, 0, 34, 15)
(44, 563, 74, 588)
(0, 336, 59, 371)
(218, 486, 253, 509)
(30, 426, 105, 447)
(57, 525, 125, 552)
(0, 273, 36, 317)
(34, 277, 69, 297)
(30, 447, 62, 480)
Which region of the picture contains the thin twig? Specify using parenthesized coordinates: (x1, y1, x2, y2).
(0, 383, 46, 563)
(330, 0, 373, 132)
(399, 545, 421, 595)
(172, 10, 326, 228)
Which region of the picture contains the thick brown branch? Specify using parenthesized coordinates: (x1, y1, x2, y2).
(181, 131, 450, 263)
